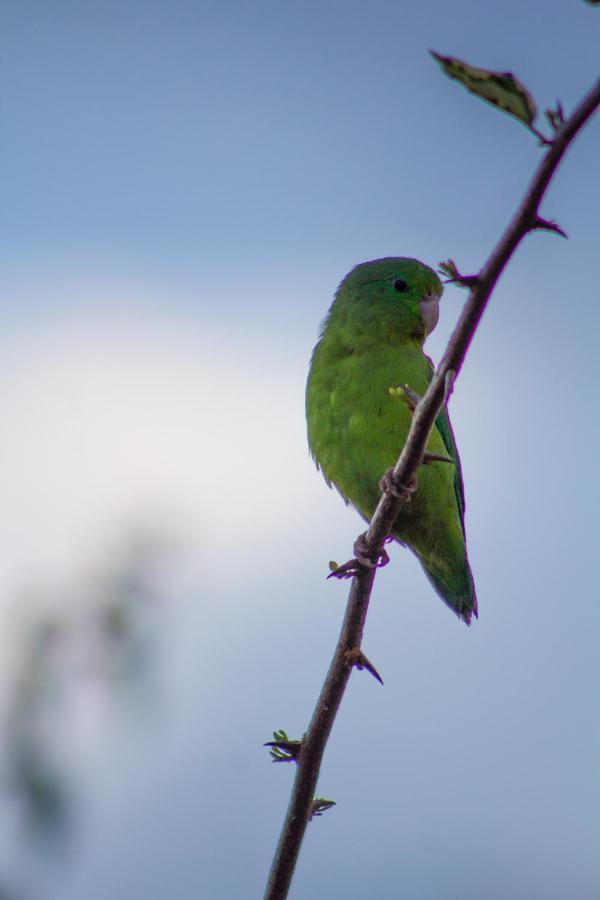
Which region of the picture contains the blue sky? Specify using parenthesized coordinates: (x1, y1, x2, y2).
(2, 2, 599, 898)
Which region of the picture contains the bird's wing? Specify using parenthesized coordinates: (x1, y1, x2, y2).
(426, 359, 467, 533)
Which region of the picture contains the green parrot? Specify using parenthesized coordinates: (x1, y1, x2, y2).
(306, 257, 477, 624)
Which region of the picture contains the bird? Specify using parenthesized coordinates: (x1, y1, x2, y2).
(305, 257, 477, 624)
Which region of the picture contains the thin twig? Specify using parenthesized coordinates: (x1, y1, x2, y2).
(264, 77, 600, 900)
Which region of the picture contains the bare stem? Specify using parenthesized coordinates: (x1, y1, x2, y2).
(264, 77, 600, 900)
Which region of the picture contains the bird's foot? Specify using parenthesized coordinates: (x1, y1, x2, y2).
(353, 532, 390, 568)
(327, 532, 390, 579)
(389, 383, 421, 412)
(379, 469, 418, 502)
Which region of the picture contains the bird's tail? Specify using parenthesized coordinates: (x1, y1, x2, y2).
(420, 557, 478, 625)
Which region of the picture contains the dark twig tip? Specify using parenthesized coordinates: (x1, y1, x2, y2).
(545, 100, 566, 134)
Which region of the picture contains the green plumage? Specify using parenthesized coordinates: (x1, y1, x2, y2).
(306, 258, 477, 624)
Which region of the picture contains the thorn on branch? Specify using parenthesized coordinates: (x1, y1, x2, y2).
(327, 559, 361, 580)
(345, 648, 384, 685)
(422, 452, 454, 465)
(528, 215, 568, 239)
(438, 259, 480, 288)
(264, 730, 302, 763)
(310, 798, 336, 820)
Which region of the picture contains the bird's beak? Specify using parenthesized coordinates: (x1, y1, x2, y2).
(420, 291, 440, 337)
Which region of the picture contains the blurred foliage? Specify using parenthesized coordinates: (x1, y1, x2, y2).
(0, 531, 173, 897)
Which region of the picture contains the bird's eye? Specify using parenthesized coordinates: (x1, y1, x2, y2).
(392, 279, 408, 293)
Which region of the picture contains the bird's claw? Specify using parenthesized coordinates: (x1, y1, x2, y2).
(353, 532, 390, 569)
(327, 532, 390, 579)
(379, 469, 418, 502)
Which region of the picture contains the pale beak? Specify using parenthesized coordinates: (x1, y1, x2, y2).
(420, 291, 440, 337)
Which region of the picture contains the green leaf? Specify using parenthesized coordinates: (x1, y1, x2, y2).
(264, 729, 302, 762)
(430, 51, 537, 127)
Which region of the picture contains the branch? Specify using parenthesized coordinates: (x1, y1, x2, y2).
(264, 77, 600, 900)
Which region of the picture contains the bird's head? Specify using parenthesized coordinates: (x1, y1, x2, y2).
(330, 257, 443, 344)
